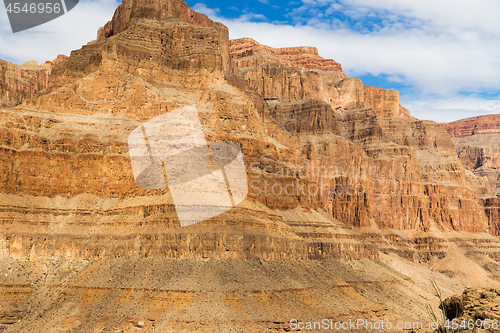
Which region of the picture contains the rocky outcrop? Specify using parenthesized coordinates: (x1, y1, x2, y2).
(40, 54, 68, 70)
(96, 0, 233, 72)
(442, 288, 500, 330)
(230, 38, 400, 118)
(0, 59, 49, 106)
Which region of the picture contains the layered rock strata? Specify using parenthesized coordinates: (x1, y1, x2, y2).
(441, 115, 500, 196)
(0, 0, 493, 262)
(0, 60, 49, 107)
(230, 38, 399, 118)
(441, 115, 500, 235)
(229, 38, 489, 234)
(0, 0, 500, 330)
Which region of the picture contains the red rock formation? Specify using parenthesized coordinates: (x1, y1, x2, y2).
(40, 54, 69, 70)
(441, 115, 500, 196)
(0, 59, 49, 106)
(230, 38, 400, 118)
(231, 37, 344, 71)
(441, 114, 500, 138)
(441, 115, 500, 235)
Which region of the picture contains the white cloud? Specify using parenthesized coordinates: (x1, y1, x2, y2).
(0, 0, 118, 65)
(194, 3, 266, 22)
(340, 0, 500, 37)
(191, 3, 219, 18)
(403, 96, 500, 123)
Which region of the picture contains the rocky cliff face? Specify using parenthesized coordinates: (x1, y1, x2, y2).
(230, 38, 399, 118)
(441, 115, 500, 236)
(1, 0, 500, 330)
(0, 60, 49, 107)
(442, 115, 500, 196)
(96, 0, 233, 72)
(229, 38, 489, 233)
(0, 0, 494, 268)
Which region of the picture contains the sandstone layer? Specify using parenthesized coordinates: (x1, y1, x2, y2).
(0, 0, 499, 330)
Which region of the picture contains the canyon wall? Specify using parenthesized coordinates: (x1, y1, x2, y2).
(2, 0, 500, 330)
(0, 0, 495, 264)
(441, 115, 500, 235)
(441, 115, 500, 196)
(0, 60, 49, 107)
(229, 38, 489, 233)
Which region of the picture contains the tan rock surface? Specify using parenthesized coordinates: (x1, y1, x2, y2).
(230, 38, 399, 118)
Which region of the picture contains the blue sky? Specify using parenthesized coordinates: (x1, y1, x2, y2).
(1, 0, 500, 122)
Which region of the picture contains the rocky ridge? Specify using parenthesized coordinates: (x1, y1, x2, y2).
(230, 38, 399, 118)
(0, 0, 500, 330)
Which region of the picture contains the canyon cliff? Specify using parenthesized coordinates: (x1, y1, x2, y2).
(441, 115, 500, 237)
(0, 60, 49, 107)
(1, 0, 500, 331)
(442, 115, 500, 196)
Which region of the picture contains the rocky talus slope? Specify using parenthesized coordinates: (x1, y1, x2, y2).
(0, 0, 500, 331)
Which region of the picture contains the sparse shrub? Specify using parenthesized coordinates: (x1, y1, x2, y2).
(427, 280, 451, 333)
